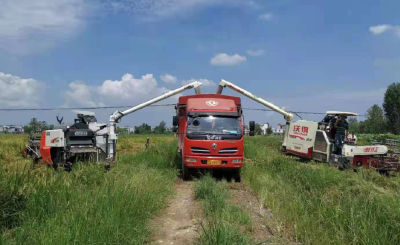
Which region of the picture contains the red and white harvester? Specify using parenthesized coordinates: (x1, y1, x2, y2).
(217, 80, 400, 173)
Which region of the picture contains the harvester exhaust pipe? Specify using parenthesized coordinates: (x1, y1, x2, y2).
(216, 85, 224, 95)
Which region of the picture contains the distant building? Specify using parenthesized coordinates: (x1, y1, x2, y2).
(243, 125, 250, 136)
(260, 123, 270, 135)
(0, 125, 24, 134)
(273, 124, 286, 135)
(118, 126, 135, 134)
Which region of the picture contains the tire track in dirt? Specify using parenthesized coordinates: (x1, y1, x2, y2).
(150, 180, 201, 245)
(228, 182, 297, 245)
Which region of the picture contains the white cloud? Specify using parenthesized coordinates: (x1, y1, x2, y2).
(0, 72, 43, 107)
(369, 25, 393, 35)
(64, 82, 99, 107)
(160, 74, 178, 84)
(246, 49, 265, 56)
(98, 73, 163, 100)
(210, 53, 247, 66)
(259, 13, 273, 21)
(182, 78, 215, 87)
(107, 0, 258, 20)
(0, 0, 89, 54)
(369, 24, 400, 38)
(63, 73, 177, 107)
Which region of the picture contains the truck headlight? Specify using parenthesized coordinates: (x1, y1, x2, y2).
(186, 158, 197, 162)
(232, 159, 242, 163)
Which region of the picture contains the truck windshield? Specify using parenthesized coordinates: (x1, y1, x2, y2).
(187, 116, 242, 135)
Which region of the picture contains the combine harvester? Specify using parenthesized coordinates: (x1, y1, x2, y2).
(216, 79, 400, 173)
(25, 81, 204, 170)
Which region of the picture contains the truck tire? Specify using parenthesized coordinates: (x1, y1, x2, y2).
(181, 161, 191, 180)
(233, 169, 241, 183)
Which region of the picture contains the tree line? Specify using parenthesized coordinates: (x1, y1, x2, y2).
(24, 118, 54, 134)
(117, 121, 171, 134)
(349, 83, 400, 135)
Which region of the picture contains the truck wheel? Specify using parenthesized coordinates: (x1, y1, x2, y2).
(64, 162, 73, 172)
(233, 169, 241, 183)
(181, 161, 191, 180)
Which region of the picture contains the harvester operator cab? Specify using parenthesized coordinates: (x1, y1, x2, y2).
(319, 111, 358, 151)
(319, 114, 339, 139)
(70, 114, 98, 130)
(77, 114, 97, 124)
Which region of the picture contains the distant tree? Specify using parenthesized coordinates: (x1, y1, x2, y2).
(364, 104, 387, 134)
(266, 127, 273, 135)
(358, 121, 366, 134)
(348, 117, 359, 134)
(154, 121, 167, 134)
(383, 83, 400, 134)
(255, 123, 262, 135)
(24, 118, 54, 134)
(134, 123, 151, 134)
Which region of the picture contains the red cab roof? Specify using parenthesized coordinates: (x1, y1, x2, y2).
(179, 94, 241, 112)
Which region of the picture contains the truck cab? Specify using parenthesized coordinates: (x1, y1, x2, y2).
(174, 94, 249, 181)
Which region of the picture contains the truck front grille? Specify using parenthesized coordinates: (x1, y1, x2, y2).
(219, 148, 238, 154)
(191, 147, 210, 154)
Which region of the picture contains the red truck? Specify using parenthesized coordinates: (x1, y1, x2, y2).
(173, 94, 254, 181)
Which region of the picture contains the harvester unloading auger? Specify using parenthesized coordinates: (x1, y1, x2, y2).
(217, 79, 400, 173)
(25, 81, 203, 170)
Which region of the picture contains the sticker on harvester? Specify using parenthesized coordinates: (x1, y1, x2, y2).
(206, 100, 218, 106)
(364, 147, 378, 153)
(75, 131, 88, 136)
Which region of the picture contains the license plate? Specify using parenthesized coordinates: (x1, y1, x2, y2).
(75, 131, 88, 136)
(207, 160, 222, 165)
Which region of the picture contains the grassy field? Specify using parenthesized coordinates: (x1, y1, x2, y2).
(194, 176, 253, 245)
(243, 136, 400, 245)
(1, 134, 400, 245)
(0, 134, 179, 244)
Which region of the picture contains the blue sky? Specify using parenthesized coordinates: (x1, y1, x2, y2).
(1, 0, 399, 128)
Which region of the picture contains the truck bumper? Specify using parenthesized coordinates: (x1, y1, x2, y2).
(184, 155, 244, 169)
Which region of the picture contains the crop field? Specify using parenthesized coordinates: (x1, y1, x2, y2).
(1, 134, 400, 245)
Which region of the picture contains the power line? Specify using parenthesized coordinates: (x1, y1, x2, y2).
(0, 104, 366, 116)
(242, 107, 366, 117)
(0, 104, 176, 111)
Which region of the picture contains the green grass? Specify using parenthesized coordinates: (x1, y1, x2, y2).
(3, 134, 400, 245)
(0, 134, 179, 245)
(243, 136, 400, 245)
(194, 175, 253, 245)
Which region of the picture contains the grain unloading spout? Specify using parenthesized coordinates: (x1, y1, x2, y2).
(195, 86, 202, 95)
(217, 79, 294, 122)
(105, 81, 203, 161)
(217, 79, 294, 148)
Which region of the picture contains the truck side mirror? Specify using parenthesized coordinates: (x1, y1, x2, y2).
(249, 121, 255, 131)
(249, 121, 255, 137)
(173, 116, 179, 127)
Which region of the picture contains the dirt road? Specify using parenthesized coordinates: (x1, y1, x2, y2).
(150, 180, 201, 245)
(151, 178, 293, 245)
